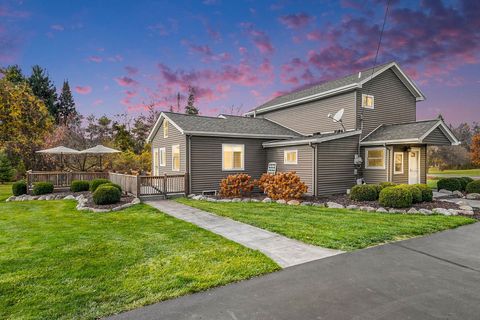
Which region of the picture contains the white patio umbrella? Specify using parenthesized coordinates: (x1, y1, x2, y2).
(79, 145, 121, 170)
(36, 146, 80, 169)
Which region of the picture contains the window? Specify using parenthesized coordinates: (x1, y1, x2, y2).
(172, 145, 180, 171)
(284, 150, 298, 165)
(163, 120, 169, 138)
(365, 147, 385, 169)
(159, 147, 166, 167)
(362, 94, 374, 109)
(394, 152, 404, 174)
(153, 148, 159, 175)
(222, 144, 244, 171)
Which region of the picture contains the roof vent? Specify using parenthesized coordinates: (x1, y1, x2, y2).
(358, 71, 362, 79)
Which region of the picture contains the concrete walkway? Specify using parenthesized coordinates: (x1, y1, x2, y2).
(107, 222, 480, 320)
(145, 200, 343, 268)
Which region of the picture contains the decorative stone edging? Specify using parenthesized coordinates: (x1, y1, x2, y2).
(5, 193, 141, 213)
(187, 194, 475, 216)
(437, 189, 480, 200)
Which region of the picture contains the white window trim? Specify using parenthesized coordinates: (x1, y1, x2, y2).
(393, 152, 404, 175)
(171, 144, 180, 171)
(283, 149, 298, 165)
(222, 144, 245, 171)
(153, 148, 159, 175)
(163, 120, 169, 138)
(159, 147, 166, 167)
(362, 94, 375, 109)
(365, 147, 386, 170)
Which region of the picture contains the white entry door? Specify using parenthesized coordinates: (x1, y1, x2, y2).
(408, 149, 420, 184)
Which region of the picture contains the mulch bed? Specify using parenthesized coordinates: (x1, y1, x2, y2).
(83, 194, 134, 210)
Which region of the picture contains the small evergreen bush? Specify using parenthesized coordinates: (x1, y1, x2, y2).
(437, 178, 462, 191)
(102, 183, 122, 193)
(404, 185, 423, 203)
(93, 185, 121, 205)
(413, 184, 433, 202)
(379, 181, 397, 189)
(70, 180, 90, 192)
(379, 185, 413, 208)
(466, 180, 480, 194)
(89, 179, 110, 192)
(350, 184, 378, 201)
(12, 180, 27, 196)
(33, 182, 54, 195)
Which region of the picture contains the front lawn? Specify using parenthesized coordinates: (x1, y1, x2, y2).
(0, 185, 278, 319)
(428, 168, 480, 176)
(177, 198, 475, 251)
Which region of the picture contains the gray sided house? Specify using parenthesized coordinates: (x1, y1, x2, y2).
(147, 61, 459, 196)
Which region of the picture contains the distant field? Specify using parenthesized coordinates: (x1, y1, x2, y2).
(428, 168, 480, 176)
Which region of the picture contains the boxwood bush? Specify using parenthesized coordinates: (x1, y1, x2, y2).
(466, 180, 480, 194)
(379, 182, 397, 189)
(70, 180, 90, 192)
(89, 179, 110, 192)
(405, 185, 423, 203)
(12, 180, 27, 196)
(379, 185, 413, 208)
(33, 182, 54, 195)
(350, 184, 379, 201)
(437, 178, 462, 192)
(460, 176, 474, 185)
(413, 184, 433, 202)
(101, 182, 122, 193)
(93, 185, 121, 205)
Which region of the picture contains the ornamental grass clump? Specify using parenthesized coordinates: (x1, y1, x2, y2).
(379, 185, 413, 208)
(258, 172, 307, 200)
(219, 173, 255, 198)
(93, 185, 121, 205)
(350, 184, 379, 201)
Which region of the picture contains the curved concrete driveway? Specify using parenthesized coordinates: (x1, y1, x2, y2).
(107, 222, 480, 320)
(146, 200, 343, 268)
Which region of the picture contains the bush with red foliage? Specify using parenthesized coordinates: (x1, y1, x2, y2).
(219, 173, 255, 198)
(257, 172, 308, 200)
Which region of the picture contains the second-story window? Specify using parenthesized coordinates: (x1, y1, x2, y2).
(362, 94, 375, 109)
(164, 120, 169, 138)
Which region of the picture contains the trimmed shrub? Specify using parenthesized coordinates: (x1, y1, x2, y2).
(70, 180, 90, 192)
(257, 172, 308, 200)
(413, 184, 433, 202)
(89, 179, 110, 192)
(350, 184, 378, 201)
(33, 182, 54, 195)
(93, 185, 121, 205)
(220, 174, 255, 198)
(437, 178, 462, 192)
(379, 182, 397, 189)
(404, 185, 422, 203)
(102, 182, 122, 193)
(466, 180, 480, 194)
(379, 185, 413, 208)
(12, 180, 27, 196)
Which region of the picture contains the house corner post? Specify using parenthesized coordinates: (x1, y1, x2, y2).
(136, 175, 141, 197)
(163, 173, 167, 196)
(184, 172, 189, 196)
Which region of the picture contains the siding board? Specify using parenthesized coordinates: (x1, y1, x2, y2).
(151, 120, 187, 175)
(423, 127, 452, 145)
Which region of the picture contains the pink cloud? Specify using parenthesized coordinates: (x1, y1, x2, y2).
(114, 76, 138, 86)
(240, 22, 274, 54)
(125, 66, 138, 75)
(306, 30, 322, 41)
(75, 86, 92, 95)
(88, 55, 102, 63)
(278, 13, 313, 29)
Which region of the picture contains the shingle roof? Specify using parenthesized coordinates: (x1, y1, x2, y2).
(249, 61, 394, 113)
(361, 119, 441, 143)
(161, 112, 299, 138)
(263, 130, 362, 148)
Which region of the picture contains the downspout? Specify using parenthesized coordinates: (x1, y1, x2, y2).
(187, 135, 192, 195)
(309, 142, 317, 197)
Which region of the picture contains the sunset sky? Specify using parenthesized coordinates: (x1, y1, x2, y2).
(1, 0, 479, 125)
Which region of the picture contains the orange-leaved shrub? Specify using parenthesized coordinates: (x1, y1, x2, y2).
(257, 172, 307, 200)
(220, 173, 255, 197)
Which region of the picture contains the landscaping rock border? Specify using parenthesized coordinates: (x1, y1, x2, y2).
(6, 193, 140, 213)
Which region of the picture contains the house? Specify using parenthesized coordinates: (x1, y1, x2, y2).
(146, 61, 459, 196)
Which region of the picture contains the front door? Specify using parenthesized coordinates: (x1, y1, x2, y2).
(408, 148, 420, 184)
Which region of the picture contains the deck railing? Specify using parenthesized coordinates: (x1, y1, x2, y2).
(26, 171, 109, 190)
(108, 172, 140, 196)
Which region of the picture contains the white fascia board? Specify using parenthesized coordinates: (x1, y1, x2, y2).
(184, 131, 296, 139)
(263, 130, 361, 148)
(419, 120, 460, 145)
(360, 138, 421, 146)
(244, 83, 359, 116)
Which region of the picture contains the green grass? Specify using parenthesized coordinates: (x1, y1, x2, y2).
(0, 183, 12, 201)
(0, 185, 278, 319)
(427, 179, 438, 189)
(177, 198, 475, 251)
(428, 168, 480, 176)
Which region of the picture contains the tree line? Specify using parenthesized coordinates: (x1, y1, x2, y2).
(0, 64, 200, 182)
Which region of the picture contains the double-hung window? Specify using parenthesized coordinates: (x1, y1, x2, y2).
(222, 144, 244, 171)
(163, 120, 169, 138)
(284, 150, 298, 165)
(159, 147, 166, 167)
(394, 152, 404, 174)
(362, 94, 375, 109)
(365, 147, 385, 169)
(172, 145, 180, 171)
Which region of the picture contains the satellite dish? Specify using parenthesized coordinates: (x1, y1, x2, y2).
(333, 108, 344, 122)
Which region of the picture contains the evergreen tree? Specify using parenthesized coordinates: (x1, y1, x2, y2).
(0, 151, 14, 183)
(56, 80, 78, 125)
(28, 65, 58, 119)
(184, 86, 199, 115)
(0, 65, 25, 84)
